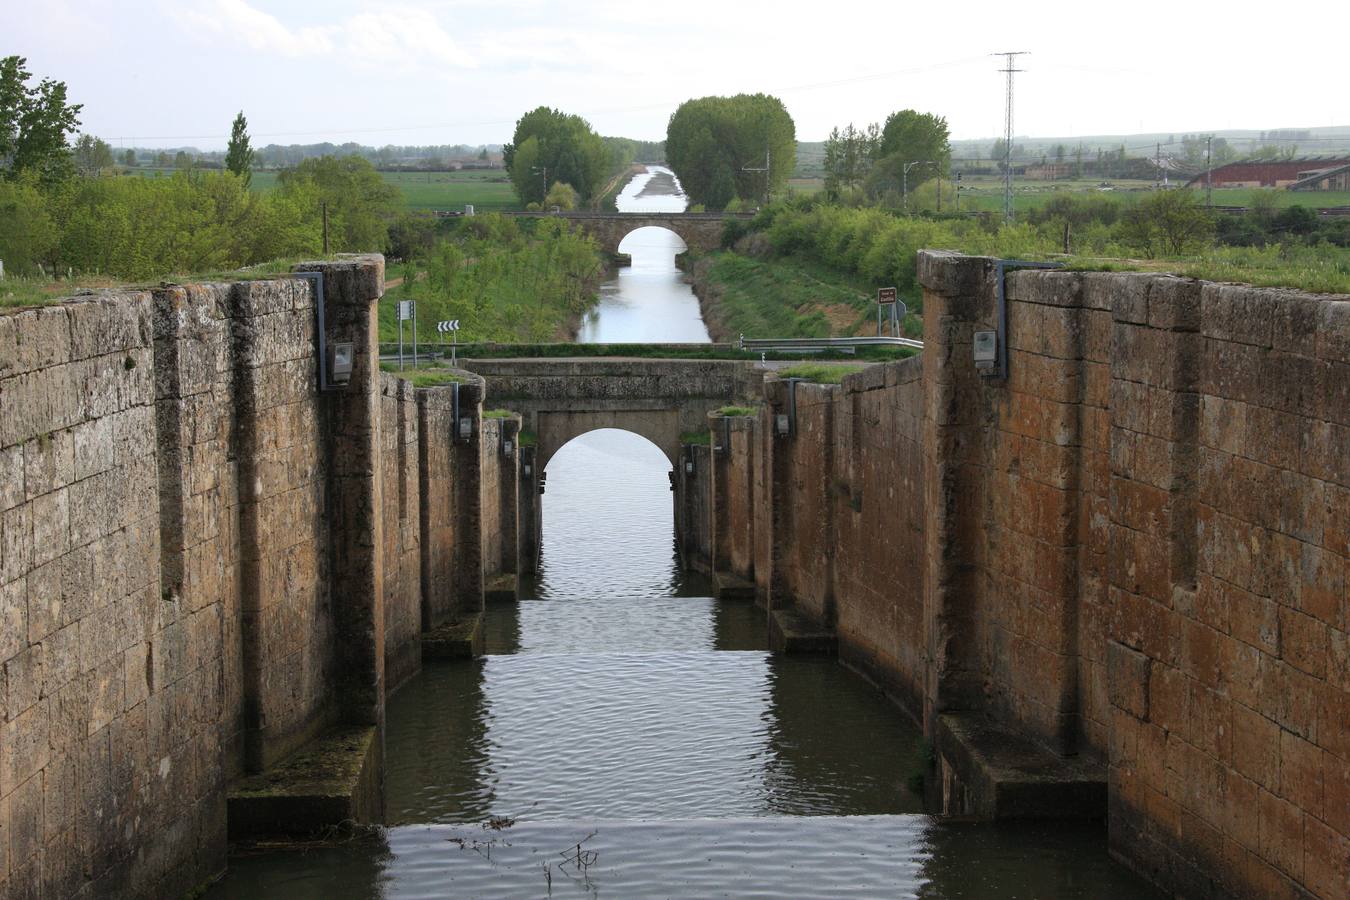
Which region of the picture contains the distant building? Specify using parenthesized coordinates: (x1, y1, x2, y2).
(1024, 162, 1074, 181)
(1186, 156, 1350, 189)
(1288, 163, 1350, 191)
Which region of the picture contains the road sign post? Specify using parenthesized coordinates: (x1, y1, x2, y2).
(437, 320, 461, 367)
(877, 287, 897, 337)
(397, 300, 414, 370)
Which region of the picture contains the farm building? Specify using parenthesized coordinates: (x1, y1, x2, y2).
(1186, 156, 1350, 189)
(1289, 162, 1350, 191)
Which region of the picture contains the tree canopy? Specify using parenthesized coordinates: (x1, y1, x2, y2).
(277, 154, 400, 252)
(0, 55, 83, 185)
(502, 107, 608, 205)
(665, 94, 796, 209)
(866, 110, 951, 203)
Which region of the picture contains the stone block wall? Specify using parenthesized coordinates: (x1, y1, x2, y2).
(417, 384, 462, 629)
(708, 414, 756, 582)
(676, 443, 713, 575)
(695, 252, 1347, 898)
(0, 257, 389, 897)
(380, 374, 422, 693)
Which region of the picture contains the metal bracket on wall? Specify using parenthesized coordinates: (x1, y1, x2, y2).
(993, 259, 1065, 381)
(292, 271, 335, 392)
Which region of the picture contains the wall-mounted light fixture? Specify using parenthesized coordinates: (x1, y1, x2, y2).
(329, 342, 354, 385)
(457, 416, 474, 441)
(502, 438, 514, 458)
(775, 413, 791, 438)
(524, 464, 532, 477)
(684, 457, 695, 474)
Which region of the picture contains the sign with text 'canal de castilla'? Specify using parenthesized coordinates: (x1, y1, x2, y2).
(878, 287, 898, 305)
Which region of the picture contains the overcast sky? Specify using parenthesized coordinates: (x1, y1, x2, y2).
(7, 0, 1346, 150)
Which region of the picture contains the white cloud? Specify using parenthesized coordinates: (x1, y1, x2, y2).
(171, 1, 475, 68)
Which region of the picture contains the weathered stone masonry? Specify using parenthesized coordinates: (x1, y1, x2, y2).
(698, 252, 1349, 899)
(0, 258, 512, 897)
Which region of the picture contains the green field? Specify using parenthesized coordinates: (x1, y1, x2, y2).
(134, 166, 519, 212)
(952, 175, 1350, 212)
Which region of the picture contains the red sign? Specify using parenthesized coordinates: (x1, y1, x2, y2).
(878, 287, 898, 305)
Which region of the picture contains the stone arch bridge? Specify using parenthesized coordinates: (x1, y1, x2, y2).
(502, 212, 755, 257)
(461, 357, 764, 471)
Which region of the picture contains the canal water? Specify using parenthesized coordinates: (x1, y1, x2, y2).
(211, 172, 1159, 898)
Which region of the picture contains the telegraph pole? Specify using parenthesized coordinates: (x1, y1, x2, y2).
(1205, 136, 1213, 208)
(994, 51, 1028, 225)
(532, 165, 548, 202)
(742, 147, 771, 208)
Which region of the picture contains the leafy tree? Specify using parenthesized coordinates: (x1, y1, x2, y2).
(0, 177, 58, 274)
(72, 134, 114, 175)
(277, 154, 400, 251)
(155, 151, 170, 167)
(823, 123, 880, 199)
(173, 150, 192, 169)
(1119, 190, 1214, 258)
(869, 110, 950, 201)
(121, 148, 137, 167)
(226, 111, 255, 187)
(0, 56, 83, 185)
(502, 107, 608, 205)
(544, 181, 578, 211)
(665, 94, 795, 209)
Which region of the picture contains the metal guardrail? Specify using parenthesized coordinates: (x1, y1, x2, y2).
(738, 335, 924, 354)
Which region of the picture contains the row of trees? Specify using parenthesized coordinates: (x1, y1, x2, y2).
(665, 93, 796, 209)
(1, 55, 401, 280)
(821, 110, 951, 206)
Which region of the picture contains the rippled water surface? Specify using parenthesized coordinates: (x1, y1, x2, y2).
(211, 169, 1160, 898)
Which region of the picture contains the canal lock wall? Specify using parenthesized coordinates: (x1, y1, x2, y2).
(689, 250, 1349, 899)
(0, 256, 534, 897)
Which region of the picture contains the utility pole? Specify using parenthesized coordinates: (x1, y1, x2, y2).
(994, 51, 1028, 225)
(902, 160, 936, 215)
(532, 165, 548, 203)
(1155, 142, 1162, 189)
(742, 147, 771, 208)
(321, 201, 329, 255)
(1205, 135, 1213, 208)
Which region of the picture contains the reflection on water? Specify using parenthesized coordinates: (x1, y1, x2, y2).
(209, 168, 1160, 899)
(578, 165, 710, 343)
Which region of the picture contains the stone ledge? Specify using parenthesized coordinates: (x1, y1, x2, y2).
(422, 612, 484, 659)
(227, 725, 381, 839)
(934, 712, 1106, 820)
(485, 572, 518, 602)
(768, 609, 836, 654)
(714, 571, 756, 601)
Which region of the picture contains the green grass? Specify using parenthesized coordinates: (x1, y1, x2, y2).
(715, 405, 757, 417)
(777, 363, 869, 384)
(483, 408, 515, 418)
(132, 166, 519, 212)
(692, 252, 923, 340)
(681, 430, 711, 445)
(1, 256, 311, 309)
(384, 341, 915, 362)
(380, 365, 471, 387)
(952, 176, 1350, 212)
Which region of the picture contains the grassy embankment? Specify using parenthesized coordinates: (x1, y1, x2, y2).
(687, 201, 1350, 343)
(686, 250, 921, 342)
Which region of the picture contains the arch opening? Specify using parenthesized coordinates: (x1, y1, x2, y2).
(617, 226, 688, 273)
(536, 428, 680, 598)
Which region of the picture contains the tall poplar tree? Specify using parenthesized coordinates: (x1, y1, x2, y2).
(226, 110, 254, 187)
